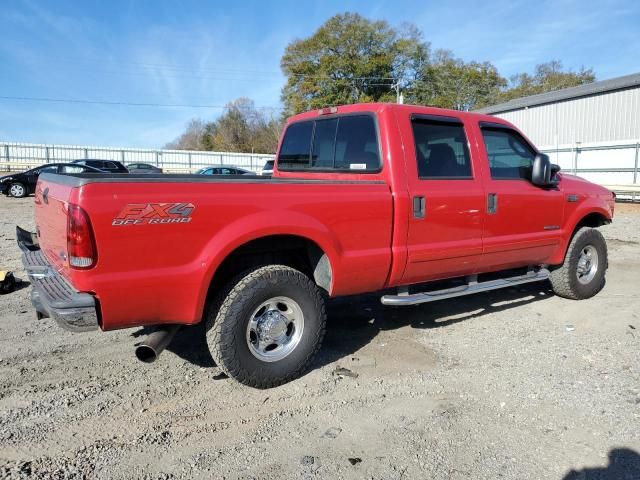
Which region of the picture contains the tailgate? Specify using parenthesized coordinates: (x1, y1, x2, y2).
(34, 174, 75, 277)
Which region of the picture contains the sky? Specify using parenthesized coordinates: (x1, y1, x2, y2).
(1, 0, 639, 148)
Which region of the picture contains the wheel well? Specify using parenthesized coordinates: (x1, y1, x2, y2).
(207, 235, 332, 299)
(568, 212, 610, 243)
(573, 212, 610, 232)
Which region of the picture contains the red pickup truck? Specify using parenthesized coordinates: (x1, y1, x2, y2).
(18, 103, 615, 388)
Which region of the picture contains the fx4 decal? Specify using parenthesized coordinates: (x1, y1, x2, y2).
(112, 203, 195, 226)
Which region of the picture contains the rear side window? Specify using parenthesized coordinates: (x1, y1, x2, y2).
(411, 119, 472, 179)
(103, 161, 117, 170)
(278, 121, 314, 169)
(278, 115, 380, 172)
(481, 128, 536, 180)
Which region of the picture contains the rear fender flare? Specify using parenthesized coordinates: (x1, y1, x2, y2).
(192, 211, 341, 320)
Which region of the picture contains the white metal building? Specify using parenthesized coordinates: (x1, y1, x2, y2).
(476, 72, 640, 189)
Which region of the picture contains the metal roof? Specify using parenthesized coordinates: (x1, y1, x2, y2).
(476, 72, 640, 114)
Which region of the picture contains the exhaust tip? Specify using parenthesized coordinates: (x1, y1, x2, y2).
(134, 325, 180, 363)
(135, 345, 158, 363)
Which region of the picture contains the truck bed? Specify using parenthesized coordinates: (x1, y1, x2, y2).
(34, 172, 394, 330)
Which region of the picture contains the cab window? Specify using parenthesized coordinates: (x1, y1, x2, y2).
(411, 118, 472, 179)
(278, 114, 380, 172)
(481, 128, 536, 180)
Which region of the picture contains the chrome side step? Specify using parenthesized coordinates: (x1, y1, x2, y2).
(381, 268, 550, 306)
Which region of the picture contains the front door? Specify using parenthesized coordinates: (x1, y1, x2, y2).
(476, 124, 564, 272)
(400, 114, 485, 284)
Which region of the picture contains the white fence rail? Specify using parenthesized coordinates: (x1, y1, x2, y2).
(1, 140, 638, 198)
(540, 139, 639, 186)
(0, 142, 275, 174)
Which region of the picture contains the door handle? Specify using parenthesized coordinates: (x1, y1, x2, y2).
(487, 193, 498, 214)
(413, 196, 426, 219)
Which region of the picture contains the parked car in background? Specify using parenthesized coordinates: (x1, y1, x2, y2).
(0, 163, 105, 197)
(262, 160, 274, 176)
(127, 163, 163, 174)
(73, 159, 129, 173)
(196, 165, 254, 175)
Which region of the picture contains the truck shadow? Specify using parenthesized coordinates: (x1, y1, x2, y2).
(139, 281, 554, 372)
(313, 282, 554, 370)
(562, 448, 640, 479)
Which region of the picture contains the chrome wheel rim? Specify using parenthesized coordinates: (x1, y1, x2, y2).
(9, 184, 24, 197)
(576, 245, 599, 285)
(246, 296, 304, 362)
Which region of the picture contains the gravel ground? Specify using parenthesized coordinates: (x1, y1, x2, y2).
(1, 196, 639, 479)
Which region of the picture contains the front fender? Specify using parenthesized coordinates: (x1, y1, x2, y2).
(549, 196, 613, 265)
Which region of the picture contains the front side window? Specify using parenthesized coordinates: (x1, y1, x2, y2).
(411, 119, 472, 179)
(278, 115, 380, 172)
(481, 128, 536, 180)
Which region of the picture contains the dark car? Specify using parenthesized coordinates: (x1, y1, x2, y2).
(262, 160, 274, 176)
(127, 163, 163, 174)
(73, 159, 129, 173)
(0, 163, 105, 198)
(196, 165, 254, 175)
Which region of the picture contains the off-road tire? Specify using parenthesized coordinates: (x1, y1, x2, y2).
(205, 265, 326, 388)
(549, 227, 607, 300)
(9, 183, 27, 198)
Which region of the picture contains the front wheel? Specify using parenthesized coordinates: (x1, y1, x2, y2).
(206, 265, 326, 388)
(9, 183, 27, 198)
(549, 227, 608, 300)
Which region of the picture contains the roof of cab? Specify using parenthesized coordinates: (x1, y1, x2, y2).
(287, 102, 510, 126)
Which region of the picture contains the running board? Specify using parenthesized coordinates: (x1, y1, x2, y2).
(381, 268, 550, 306)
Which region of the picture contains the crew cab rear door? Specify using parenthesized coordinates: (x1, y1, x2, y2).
(399, 113, 485, 284)
(474, 122, 564, 271)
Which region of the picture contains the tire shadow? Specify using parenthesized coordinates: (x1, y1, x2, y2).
(131, 282, 553, 375)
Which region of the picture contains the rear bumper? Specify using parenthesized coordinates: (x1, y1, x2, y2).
(17, 226, 99, 332)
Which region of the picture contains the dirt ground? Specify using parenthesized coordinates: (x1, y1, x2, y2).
(1, 196, 639, 479)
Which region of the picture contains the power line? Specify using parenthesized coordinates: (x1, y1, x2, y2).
(0, 95, 283, 110)
(18, 56, 397, 82)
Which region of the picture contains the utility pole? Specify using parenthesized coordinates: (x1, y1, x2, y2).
(391, 81, 403, 104)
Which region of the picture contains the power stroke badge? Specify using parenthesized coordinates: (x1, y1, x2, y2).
(112, 203, 195, 226)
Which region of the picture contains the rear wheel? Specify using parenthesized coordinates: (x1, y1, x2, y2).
(9, 183, 26, 198)
(549, 227, 607, 299)
(206, 265, 326, 388)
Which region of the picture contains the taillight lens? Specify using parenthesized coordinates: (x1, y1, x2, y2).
(67, 204, 97, 269)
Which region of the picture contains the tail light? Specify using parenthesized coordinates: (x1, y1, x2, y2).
(67, 204, 97, 269)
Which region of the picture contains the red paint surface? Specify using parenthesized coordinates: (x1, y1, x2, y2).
(34, 103, 614, 331)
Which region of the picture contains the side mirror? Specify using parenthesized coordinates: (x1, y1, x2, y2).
(532, 153, 560, 187)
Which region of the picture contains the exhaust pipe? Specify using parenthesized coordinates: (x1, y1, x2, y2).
(135, 325, 180, 363)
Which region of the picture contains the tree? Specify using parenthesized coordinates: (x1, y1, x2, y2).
(410, 50, 506, 110)
(164, 119, 206, 150)
(279, 14, 596, 113)
(166, 98, 282, 154)
(498, 61, 595, 102)
(281, 13, 415, 115)
(280, 13, 506, 114)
